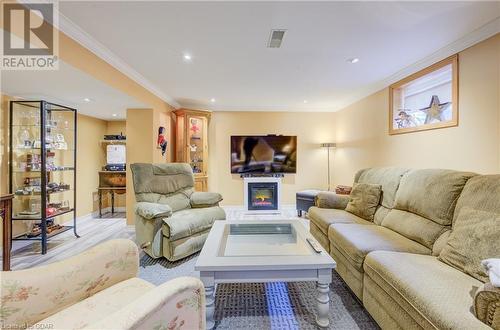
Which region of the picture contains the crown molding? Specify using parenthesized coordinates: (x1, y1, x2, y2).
(332, 17, 500, 113)
(58, 12, 180, 109)
(180, 101, 338, 112)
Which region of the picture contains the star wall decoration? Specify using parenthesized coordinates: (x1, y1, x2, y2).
(420, 95, 451, 124)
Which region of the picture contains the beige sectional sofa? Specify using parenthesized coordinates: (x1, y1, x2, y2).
(309, 167, 500, 329)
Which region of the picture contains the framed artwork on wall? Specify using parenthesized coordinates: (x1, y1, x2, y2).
(389, 55, 458, 135)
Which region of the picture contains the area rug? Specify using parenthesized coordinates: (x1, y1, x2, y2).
(139, 254, 379, 329)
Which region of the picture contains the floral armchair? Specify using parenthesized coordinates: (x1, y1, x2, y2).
(0, 239, 205, 330)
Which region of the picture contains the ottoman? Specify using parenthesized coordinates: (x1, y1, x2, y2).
(296, 189, 321, 217)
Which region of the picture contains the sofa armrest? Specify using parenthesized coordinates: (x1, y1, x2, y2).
(86, 277, 205, 330)
(475, 282, 500, 328)
(190, 192, 223, 208)
(0, 239, 139, 328)
(135, 202, 172, 219)
(315, 191, 350, 209)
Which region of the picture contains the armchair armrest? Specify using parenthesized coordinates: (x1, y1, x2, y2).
(315, 191, 350, 209)
(86, 277, 205, 330)
(0, 239, 139, 328)
(474, 282, 500, 328)
(190, 192, 223, 208)
(135, 202, 172, 219)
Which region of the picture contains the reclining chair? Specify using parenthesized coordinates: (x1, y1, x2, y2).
(131, 163, 226, 261)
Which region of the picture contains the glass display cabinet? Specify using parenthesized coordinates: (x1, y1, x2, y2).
(174, 109, 210, 192)
(9, 101, 78, 254)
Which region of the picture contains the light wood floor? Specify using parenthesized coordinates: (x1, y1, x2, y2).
(8, 212, 133, 270)
(5, 206, 303, 270)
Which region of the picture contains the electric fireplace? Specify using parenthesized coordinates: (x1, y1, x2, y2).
(248, 182, 278, 211)
(243, 176, 281, 213)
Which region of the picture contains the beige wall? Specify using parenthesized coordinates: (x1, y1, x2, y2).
(106, 121, 126, 136)
(333, 34, 500, 185)
(77, 114, 108, 216)
(208, 112, 336, 205)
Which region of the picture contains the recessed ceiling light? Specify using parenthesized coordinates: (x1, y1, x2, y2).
(303, 100, 308, 104)
(183, 54, 192, 61)
(112, 114, 117, 117)
(210, 98, 216, 103)
(83, 98, 91, 102)
(347, 58, 359, 64)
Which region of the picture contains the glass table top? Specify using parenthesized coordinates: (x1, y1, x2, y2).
(219, 222, 312, 257)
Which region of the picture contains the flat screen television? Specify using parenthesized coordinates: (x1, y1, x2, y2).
(230, 135, 297, 174)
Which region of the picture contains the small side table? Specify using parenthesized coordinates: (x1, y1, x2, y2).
(296, 189, 321, 217)
(1, 194, 14, 271)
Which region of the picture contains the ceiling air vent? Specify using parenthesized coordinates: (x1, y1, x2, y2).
(267, 29, 286, 48)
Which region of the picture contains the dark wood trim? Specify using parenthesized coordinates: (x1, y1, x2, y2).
(1, 194, 14, 271)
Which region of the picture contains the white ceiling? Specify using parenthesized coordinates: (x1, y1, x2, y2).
(58, 1, 500, 112)
(1, 60, 146, 120)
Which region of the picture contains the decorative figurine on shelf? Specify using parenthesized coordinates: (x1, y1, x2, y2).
(157, 126, 168, 156)
(18, 128, 31, 148)
(189, 144, 198, 152)
(190, 118, 200, 135)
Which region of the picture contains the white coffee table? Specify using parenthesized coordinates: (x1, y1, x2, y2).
(195, 220, 336, 329)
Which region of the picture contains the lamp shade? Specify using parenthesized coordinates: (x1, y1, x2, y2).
(320, 142, 337, 148)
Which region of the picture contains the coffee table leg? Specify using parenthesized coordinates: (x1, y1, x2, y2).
(201, 271, 215, 330)
(316, 269, 331, 327)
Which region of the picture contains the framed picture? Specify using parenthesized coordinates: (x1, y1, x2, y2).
(389, 55, 458, 135)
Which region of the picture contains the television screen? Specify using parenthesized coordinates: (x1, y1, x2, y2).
(230, 135, 297, 174)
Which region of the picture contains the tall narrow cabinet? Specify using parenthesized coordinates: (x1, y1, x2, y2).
(174, 109, 210, 191)
(9, 101, 78, 255)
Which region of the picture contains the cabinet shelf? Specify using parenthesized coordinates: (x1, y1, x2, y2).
(14, 225, 74, 241)
(13, 208, 74, 221)
(100, 139, 126, 145)
(14, 188, 72, 197)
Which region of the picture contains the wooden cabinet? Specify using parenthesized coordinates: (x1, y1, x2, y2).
(174, 109, 210, 191)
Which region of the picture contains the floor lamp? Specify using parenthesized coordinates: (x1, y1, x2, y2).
(320, 143, 337, 191)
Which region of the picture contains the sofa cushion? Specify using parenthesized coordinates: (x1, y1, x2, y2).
(393, 169, 476, 226)
(34, 278, 154, 329)
(354, 167, 409, 209)
(162, 206, 226, 240)
(381, 209, 448, 249)
(345, 183, 382, 221)
(453, 174, 500, 223)
(364, 251, 487, 330)
(439, 207, 500, 283)
(308, 207, 373, 235)
(381, 169, 475, 249)
(328, 224, 430, 271)
(131, 163, 194, 212)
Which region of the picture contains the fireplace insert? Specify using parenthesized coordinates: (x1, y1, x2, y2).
(247, 182, 279, 211)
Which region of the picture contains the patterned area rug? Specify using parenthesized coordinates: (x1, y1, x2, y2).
(139, 254, 379, 329)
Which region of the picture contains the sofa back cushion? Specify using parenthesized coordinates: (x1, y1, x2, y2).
(131, 163, 194, 212)
(432, 174, 500, 256)
(453, 174, 500, 221)
(438, 207, 500, 282)
(354, 167, 409, 224)
(345, 183, 382, 221)
(381, 169, 476, 249)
